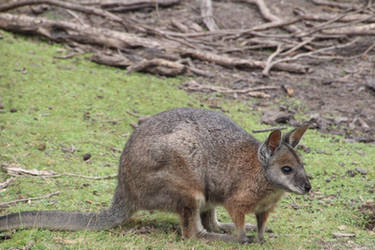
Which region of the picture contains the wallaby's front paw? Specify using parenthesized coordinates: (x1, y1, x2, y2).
(257, 237, 265, 244)
(265, 227, 273, 233)
(239, 235, 256, 244)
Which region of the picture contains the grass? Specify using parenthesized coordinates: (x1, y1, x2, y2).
(0, 31, 374, 249)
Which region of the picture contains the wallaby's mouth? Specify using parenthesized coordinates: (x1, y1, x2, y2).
(292, 182, 311, 195)
(283, 182, 311, 195)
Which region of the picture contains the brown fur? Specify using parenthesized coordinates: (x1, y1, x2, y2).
(0, 108, 311, 244)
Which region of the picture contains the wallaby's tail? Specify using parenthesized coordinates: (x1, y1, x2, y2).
(0, 184, 135, 231)
(0, 207, 126, 231)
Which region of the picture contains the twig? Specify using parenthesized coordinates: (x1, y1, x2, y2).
(62, 173, 117, 180)
(293, 7, 375, 23)
(84, 0, 182, 12)
(252, 127, 287, 133)
(200, 0, 219, 31)
(311, 0, 360, 10)
(0, 177, 15, 189)
(295, 8, 361, 38)
(262, 44, 283, 76)
(322, 23, 375, 35)
(0, 191, 60, 208)
(178, 47, 308, 74)
(182, 81, 279, 98)
(263, 38, 359, 70)
(236, 0, 300, 33)
(279, 37, 315, 56)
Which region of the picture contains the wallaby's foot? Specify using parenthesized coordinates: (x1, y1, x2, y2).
(217, 222, 272, 233)
(197, 231, 255, 244)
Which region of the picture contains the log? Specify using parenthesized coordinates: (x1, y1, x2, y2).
(0, 13, 169, 49)
(0, 0, 123, 24)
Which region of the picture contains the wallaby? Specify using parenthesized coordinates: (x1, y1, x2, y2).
(0, 108, 311, 243)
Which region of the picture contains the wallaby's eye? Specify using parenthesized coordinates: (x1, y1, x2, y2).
(281, 166, 292, 174)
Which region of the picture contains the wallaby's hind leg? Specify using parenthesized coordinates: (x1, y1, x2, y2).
(200, 209, 221, 232)
(179, 197, 240, 243)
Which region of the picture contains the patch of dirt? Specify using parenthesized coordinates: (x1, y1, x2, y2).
(360, 201, 375, 231)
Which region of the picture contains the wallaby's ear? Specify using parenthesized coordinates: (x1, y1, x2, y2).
(283, 124, 308, 148)
(258, 130, 281, 166)
(267, 129, 282, 152)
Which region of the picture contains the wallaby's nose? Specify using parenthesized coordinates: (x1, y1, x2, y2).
(304, 182, 311, 193)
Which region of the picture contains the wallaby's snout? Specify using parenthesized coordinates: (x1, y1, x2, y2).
(304, 180, 312, 193)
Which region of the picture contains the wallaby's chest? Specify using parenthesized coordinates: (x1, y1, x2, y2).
(253, 190, 284, 214)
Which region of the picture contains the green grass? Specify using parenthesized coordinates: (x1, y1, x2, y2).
(1, 31, 374, 249)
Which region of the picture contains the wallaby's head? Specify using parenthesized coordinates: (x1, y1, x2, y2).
(258, 125, 311, 195)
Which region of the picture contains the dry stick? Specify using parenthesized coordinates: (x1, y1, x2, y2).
(295, 8, 362, 38)
(322, 22, 375, 35)
(163, 17, 301, 38)
(264, 38, 360, 73)
(84, 0, 182, 12)
(311, 0, 360, 10)
(0, 0, 123, 24)
(178, 48, 308, 74)
(200, 0, 218, 31)
(262, 44, 283, 76)
(183, 81, 279, 97)
(236, 0, 300, 33)
(0, 192, 60, 208)
(62, 173, 117, 180)
(252, 127, 287, 133)
(0, 177, 15, 189)
(308, 42, 375, 60)
(279, 37, 315, 56)
(293, 7, 375, 23)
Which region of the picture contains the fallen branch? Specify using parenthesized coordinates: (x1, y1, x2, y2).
(311, 0, 360, 10)
(236, 0, 299, 33)
(2, 164, 57, 177)
(200, 0, 218, 31)
(85, 0, 182, 12)
(293, 7, 375, 23)
(62, 173, 117, 180)
(1, 163, 117, 180)
(323, 23, 375, 35)
(0, 13, 167, 49)
(0, 191, 60, 208)
(260, 38, 359, 72)
(179, 48, 309, 74)
(127, 58, 186, 76)
(182, 80, 279, 98)
(0, 0, 124, 25)
(262, 44, 283, 76)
